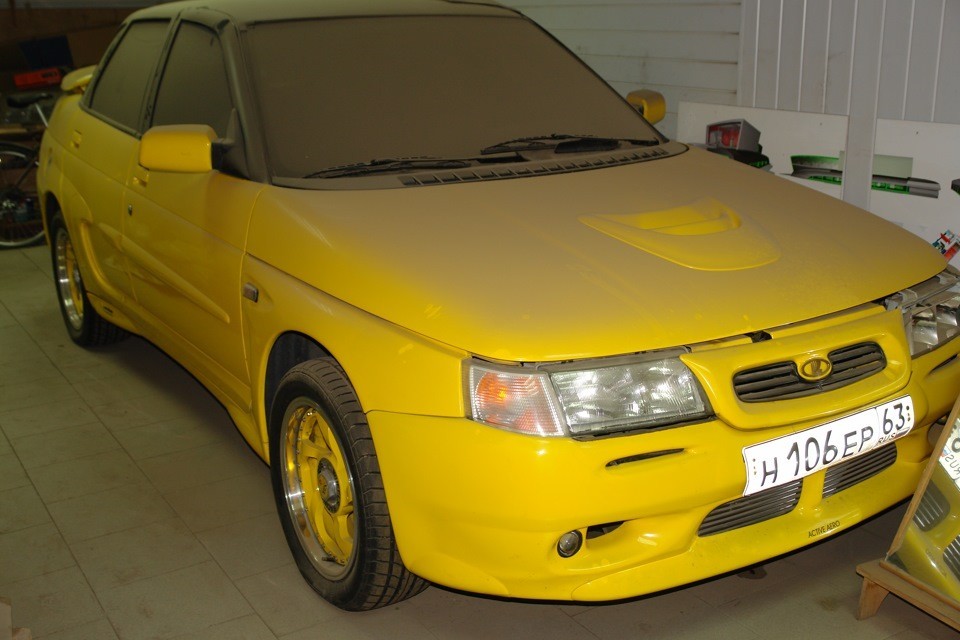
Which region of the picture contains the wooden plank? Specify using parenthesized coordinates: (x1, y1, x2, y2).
(857, 560, 960, 630)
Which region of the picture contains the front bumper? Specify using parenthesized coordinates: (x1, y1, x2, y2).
(368, 309, 960, 601)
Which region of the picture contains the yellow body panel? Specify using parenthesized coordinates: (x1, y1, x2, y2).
(363, 309, 960, 599)
(35, 16, 960, 603)
(242, 146, 943, 363)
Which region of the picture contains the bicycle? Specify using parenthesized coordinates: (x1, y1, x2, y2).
(0, 91, 51, 249)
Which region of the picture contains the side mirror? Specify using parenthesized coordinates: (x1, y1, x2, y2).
(139, 125, 216, 173)
(60, 65, 96, 94)
(627, 89, 666, 125)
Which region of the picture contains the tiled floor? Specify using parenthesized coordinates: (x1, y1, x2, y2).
(0, 243, 956, 639)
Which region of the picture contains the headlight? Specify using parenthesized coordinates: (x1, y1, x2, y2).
(466, 353, 711, 437)
(885, 267, 960, 356)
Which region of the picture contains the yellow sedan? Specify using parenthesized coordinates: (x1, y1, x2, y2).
(37, 0, 960, 611)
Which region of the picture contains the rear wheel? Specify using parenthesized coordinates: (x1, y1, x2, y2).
(50, 212, 125, 346)
(0, 143, 44, 249)
(270, 358, 427, 611)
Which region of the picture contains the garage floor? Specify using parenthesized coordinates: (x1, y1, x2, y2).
(0, 244, 957, 639)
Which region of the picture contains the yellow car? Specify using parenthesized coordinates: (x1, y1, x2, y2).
(37, 0, 960, 612)
(890, 421, 960, 601)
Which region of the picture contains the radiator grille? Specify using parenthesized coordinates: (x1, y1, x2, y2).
(823, 443, 897, 498)
(698, 479, 802, 537)
(733, 343, 886, 402)
(914, 481, 950, 531)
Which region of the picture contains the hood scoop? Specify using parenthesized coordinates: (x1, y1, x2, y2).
(580, 197, 781, 271)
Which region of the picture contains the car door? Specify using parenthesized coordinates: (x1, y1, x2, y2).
(64, 20, 169, 305)
(123, 19, 260, 407)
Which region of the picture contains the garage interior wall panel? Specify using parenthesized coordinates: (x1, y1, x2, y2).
(739, 0, 960, 125)
(502, 0, 742, 138)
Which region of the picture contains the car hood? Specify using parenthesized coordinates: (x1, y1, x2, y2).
(247, 145, 944, 362)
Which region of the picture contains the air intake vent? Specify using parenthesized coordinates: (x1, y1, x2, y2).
(398, 148, 670, 187)
(913, 480, 950, 531)
(698, 479, 802, 537)
(733, 342, 886, 402)
(822, 443, 897, 498)
(945, 536, 960, 581)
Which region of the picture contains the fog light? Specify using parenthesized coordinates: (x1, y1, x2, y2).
(557, 530, 583, 558)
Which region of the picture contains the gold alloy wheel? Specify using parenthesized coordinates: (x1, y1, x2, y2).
(281, 398, 357, 579)
(55, 227, 84, 332)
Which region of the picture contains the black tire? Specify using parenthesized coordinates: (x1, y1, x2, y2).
(50, 212, 126, 346)
(269, 358, 427, 611)
(0, 142, 44, 249)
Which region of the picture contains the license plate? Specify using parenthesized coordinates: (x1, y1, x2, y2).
(742, 396, 914, 496)
(939, 423, 960, 487)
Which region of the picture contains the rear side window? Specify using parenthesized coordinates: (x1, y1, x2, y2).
(88, 21, 169, 132)
(152, 22, 233, 137)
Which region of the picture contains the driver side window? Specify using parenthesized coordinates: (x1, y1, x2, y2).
(152, 22, 233, 137)
(87, 21, 169, 133)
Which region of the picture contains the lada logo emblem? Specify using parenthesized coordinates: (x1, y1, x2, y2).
(798, 356, 833, 382)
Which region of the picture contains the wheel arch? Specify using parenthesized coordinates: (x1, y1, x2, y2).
(263, 331, 332, 436)
(43, 191, 62, 236)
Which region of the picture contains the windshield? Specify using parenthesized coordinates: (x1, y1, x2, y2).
(246, 15, 662, 179)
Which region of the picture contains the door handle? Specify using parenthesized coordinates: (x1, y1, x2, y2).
(132, 173, 149, 187)
(70, 130, 82, 149)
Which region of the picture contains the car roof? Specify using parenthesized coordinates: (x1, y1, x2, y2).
(129, 0, 517, 26)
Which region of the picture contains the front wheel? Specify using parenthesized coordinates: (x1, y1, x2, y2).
(269, 358, 427, 611)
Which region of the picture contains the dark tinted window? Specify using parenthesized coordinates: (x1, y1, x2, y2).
(152, 23, 232, 136)
(247, 16, 658, 178)
(88, 21, 168, 132)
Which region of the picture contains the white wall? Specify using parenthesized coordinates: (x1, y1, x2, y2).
(738, 0, 960, 209)
(739, 0, 960, 123)
(503, 0, 742, 138)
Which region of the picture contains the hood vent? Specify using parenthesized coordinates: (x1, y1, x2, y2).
(398, 147, 671, 187)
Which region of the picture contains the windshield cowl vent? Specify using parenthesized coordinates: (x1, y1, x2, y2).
(398, 147, 671, 187)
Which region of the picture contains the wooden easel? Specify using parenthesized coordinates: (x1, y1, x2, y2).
(857, 559, 960, 629)
(856, 397, 960, 630)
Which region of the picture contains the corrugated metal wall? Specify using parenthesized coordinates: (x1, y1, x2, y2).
(502, 1, 742, 137)
(738, 0, 959, 207)
(739, 0, 960, 124)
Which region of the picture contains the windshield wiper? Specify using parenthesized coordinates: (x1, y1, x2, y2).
(304, 157, 472, 179)
(480, 134, 660, 156)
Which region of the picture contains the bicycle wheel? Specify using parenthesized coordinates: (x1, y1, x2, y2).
(0, 142, 44, 249)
